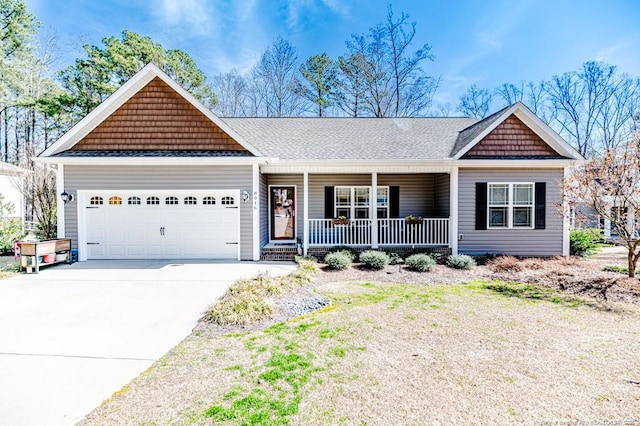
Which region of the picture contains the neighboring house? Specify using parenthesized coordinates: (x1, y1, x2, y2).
(36, 64, 584, 262)
(0, 162, 26, 224)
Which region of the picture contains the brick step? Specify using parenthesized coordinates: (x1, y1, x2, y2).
(260, 246, 299, 261)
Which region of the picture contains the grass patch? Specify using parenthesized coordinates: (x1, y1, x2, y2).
(203, 328, 322, 424)
(602, 265, 635, 275)
(0, 257, 19, 279)
(470, 280, 588, 308)
(203, 259, 318, 326)
(0, 270, 15, 280)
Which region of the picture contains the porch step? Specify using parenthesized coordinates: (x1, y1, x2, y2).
(260, 245, 299, 261)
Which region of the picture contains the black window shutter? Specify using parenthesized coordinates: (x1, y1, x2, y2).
(475, 182, 487, 230)
(389, 186, 400, 218)
(324, 186, 334, 218)
(535, 182, 546, 229)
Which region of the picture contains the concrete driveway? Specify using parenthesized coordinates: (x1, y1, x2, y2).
(0, 260, 296, 426)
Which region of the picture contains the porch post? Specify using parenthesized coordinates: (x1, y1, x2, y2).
(303, 171, 309, 256)
(252, 164, 260, 261)
(56, 164, 65, 238)
(371, 172, 378, 248)
(449, 167, 459, 255)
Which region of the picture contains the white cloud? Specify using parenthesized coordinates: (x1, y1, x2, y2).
(156, 0, 213, 35)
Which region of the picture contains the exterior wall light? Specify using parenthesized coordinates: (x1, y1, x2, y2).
(60, 190, 74, 204)
(242, 190, 250, 203)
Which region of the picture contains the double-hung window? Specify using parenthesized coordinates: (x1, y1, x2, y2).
(488, 183, 534, 228)
(335, 186, 389, 219)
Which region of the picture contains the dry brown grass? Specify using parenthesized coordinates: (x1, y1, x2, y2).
(80, 276, 640, 426)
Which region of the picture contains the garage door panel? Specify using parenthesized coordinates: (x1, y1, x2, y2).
(84, 191, 240, 260)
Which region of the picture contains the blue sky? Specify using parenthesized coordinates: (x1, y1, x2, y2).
(25, 0, 640, 108)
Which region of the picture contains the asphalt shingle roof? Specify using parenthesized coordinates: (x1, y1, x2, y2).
(223, 117, 479, 160)
(450, 105, 511, 157)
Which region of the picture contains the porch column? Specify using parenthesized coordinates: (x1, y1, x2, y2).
(371, 172, 378, 248)
(303, 172, 309, 256)
(252, 164, 260, 261)
(449, 167, 459, 255)
(56, 164, 65, 238)
(628, 208, 635, 238)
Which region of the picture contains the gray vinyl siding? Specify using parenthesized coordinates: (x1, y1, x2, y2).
(260, 173, 269, 247)
(64, 165, 254, 260)
(379, 174, 436, 217)
(433, 174, 450, 218)
(458, 168, 564, 256)
(265, 174, 304, 241)
(306, 173, 449, 219)
(308, 174, 371, 219)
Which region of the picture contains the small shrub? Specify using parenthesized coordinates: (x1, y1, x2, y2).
(0, 218, 24, 254)
(570, 229, 602, 257)
(327, 246, 356, 261)
(447, 254, 476, 269)
(295, 256, 319, 274)
(429, 251, 447, 264)
(488, 256, 522, 272)
(359, 250, 390, 270)
(324, 251, 352, 270)
(387, 252, 403, 265)
(405, 253, 435, 272)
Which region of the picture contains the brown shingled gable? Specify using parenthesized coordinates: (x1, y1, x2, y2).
(462, 114, 562, 158)
(71, 78, 245, 151)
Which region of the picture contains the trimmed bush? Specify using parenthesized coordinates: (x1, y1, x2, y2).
(387, 252, 403, 265)
(405, 253, 436, 272)
(570, 229, 602, 257)
(447, 254, 476, 269)
(359, 250, 390, 270)
(324, 251, 352, 270)
(327, 247, 356, 261)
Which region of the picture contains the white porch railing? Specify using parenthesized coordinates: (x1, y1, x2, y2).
(308, 218, 449, 246)
(378, 218, 449, 246)
(309, 219, 372, 246)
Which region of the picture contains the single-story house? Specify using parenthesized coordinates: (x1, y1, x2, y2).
(0, 162, 26, 224)
(36, 64, 584, 262)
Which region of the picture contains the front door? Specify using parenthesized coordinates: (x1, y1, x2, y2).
(270, 186, 296, 240)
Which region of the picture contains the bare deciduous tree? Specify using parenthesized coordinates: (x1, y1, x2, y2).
(495, 82, 523, 105)
(339, 6, 437, 117)
(563, 136, 640, 277)
(251, 36, 304, 117)
(11, 161, 56, 238)
(457, 84, 493, 118)
(211, 69, 247, 117)
(545, 61, 639, 157)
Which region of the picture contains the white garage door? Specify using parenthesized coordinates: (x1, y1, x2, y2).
(83, 191, 240, 260)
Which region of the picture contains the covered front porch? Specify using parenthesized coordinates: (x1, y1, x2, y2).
(259, 166, 459, 259)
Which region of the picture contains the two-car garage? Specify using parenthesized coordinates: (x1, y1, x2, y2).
(80, 190, 240, 260)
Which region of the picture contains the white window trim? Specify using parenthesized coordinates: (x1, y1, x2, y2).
(334, 186, 389, 219)
(487, 182, 535, 229)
